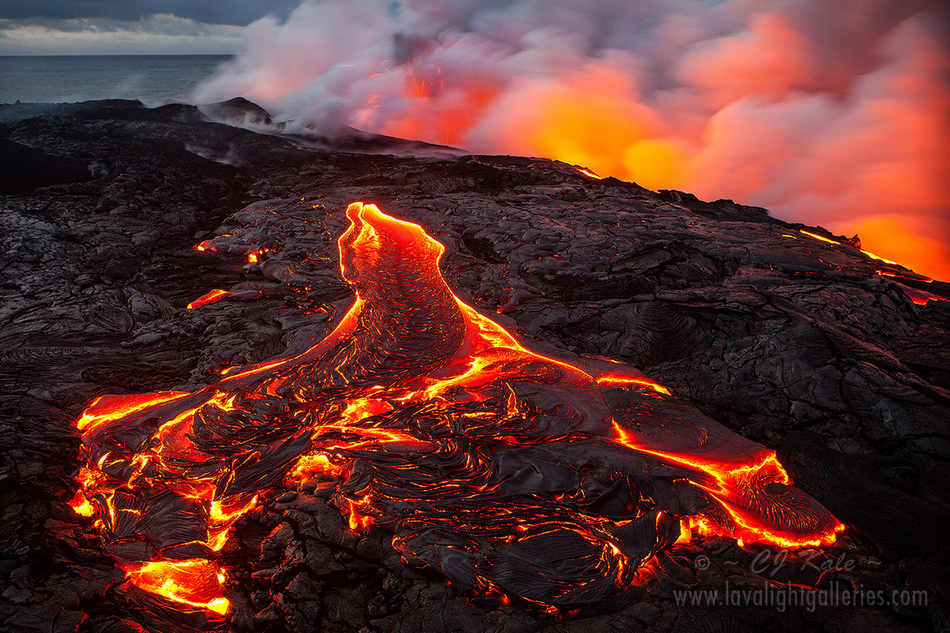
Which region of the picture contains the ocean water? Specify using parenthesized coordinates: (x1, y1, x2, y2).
(0, 55, 232, 105)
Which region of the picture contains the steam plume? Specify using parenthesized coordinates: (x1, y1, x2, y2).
(193, 0, 950, 279)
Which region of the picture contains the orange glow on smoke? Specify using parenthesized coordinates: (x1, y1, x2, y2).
(490, 94, 947, 280)
(832, 216, 950, 281)
(193, 3, 950, 282)
(391, 47, 947, 281)
(72, 202, 844, 614)
(382, 76, 498, 147)
(494, 70, 687, 192)
(798, 222, 950, 283)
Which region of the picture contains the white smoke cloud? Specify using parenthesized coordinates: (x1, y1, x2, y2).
(192, 0, 950, 278)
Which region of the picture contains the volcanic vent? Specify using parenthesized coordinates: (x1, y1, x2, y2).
(71, 202, 843, 617)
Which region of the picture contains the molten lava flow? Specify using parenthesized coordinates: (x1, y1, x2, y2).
(897, 285, 949, 306)
(873, 272, 949, 305)
(247, 248, 266, 264)
(610, 422, 844, 548)
(72, 202, 843, 614)
(860, 249, 897, 265)
(877, 270, 934, 283)
(76, 392, 189, 432)
(576, 167, 605, 180)
(842, 216, 950, 282)
(799, 229, 841, 246)
(595, 374, 671, 397)
(186, 289, 229, 310)
(797, 229, 948, 287)
(125, 559, 229, 615)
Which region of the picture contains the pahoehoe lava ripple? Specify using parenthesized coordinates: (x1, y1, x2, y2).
(71, 202, 843, 616)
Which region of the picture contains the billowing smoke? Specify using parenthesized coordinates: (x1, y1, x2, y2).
(193, 0, 950, 279)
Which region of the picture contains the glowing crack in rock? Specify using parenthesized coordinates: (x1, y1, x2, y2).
(576, 166, 605, 179)
(186, 289, 229, 310)
(71, 202, 843, 615)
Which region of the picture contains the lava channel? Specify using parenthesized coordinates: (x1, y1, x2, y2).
(71, 201, 844, 616)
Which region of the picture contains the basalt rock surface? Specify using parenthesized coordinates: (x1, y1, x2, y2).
(0, 100, 948, 633)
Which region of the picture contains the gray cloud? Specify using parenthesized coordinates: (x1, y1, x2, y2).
(0, 1, 300, 26)
(0, 14, 245, 54)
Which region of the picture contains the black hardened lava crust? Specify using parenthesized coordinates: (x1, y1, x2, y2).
(0, 100, 947, 633)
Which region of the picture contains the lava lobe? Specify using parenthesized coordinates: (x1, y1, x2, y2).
(71, 202, 843, 616)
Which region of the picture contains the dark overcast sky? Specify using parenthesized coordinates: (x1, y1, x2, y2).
(0, 1, 301, 26)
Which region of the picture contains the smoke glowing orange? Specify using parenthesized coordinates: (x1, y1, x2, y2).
(193, 0, 950, 280)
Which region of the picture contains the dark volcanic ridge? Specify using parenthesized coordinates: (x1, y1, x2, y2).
(0, 99, 948, 633)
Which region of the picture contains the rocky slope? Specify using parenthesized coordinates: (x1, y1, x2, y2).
(0, 99, 948, 633)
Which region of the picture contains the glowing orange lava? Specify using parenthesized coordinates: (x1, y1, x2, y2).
(595, 373, 671, 397)
(611, 422, 844, 548)
(124, 559, 229, 615)
(72, 202, 843, 615)
(898, 286, 949, 306)
(576, 166, 605, 180)
(799, 229, 841, 246)
(186, 289, 229, 310)
(797, 229, 949, 288)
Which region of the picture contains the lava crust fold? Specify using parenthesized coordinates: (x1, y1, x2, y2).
(72, 202, 843, 614)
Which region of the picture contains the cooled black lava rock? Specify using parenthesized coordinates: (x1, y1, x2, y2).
(0, 99, 144, 123)
(0, 138, 91, 193)
(0, 99, 947, 633)
(200, 98, 273, 126)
